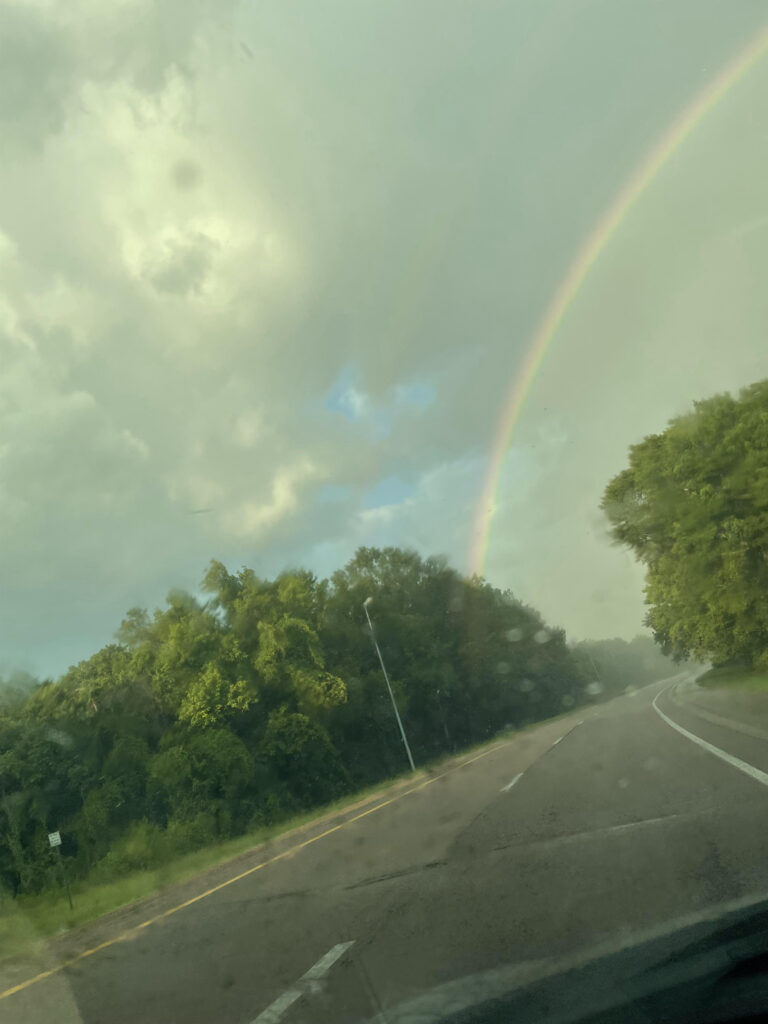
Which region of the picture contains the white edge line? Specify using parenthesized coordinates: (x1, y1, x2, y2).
(652, 690, 768, 788)
(551, 736, 563, 746)
(500, 773, 523, 793)
(251, 941, 355, 1023)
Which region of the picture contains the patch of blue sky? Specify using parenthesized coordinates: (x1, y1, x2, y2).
(395, 380, 436, 409)
(324, 367, 434, 433)
(324, 364, 368, 421)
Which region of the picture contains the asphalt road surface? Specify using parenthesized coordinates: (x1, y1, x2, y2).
(5, 672, 768, 1024)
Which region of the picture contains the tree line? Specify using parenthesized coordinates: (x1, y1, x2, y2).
(0, 546, 672, 898)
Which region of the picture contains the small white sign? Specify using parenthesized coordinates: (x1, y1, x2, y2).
(48, 831, 62, 848)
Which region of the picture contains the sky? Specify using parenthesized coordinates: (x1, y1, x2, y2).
(2, 0, 768, 679)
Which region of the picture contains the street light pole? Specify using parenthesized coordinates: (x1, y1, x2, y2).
(363, 597, 416, 772)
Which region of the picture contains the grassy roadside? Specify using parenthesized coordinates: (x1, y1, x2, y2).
(696, 666, 768, 692)
(0, 707, 582, 964)
(0, 768, 422, 963)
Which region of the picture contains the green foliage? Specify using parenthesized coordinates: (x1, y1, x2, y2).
(321, 548, 586, 780)
(89, 814, 220, 881)
(177, 666, 252, 729)
(261, 707, 349, 808)
(602, 380, 768, 667)
(0, 546, 590, 902)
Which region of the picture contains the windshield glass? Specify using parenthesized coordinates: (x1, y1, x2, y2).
(3, 3, 768, 1023)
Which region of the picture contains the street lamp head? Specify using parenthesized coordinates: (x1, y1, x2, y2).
(363, 597, 373, 608)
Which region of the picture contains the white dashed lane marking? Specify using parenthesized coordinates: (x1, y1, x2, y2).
(251, 941, 355, 1023)
(500, 773, 523, 793)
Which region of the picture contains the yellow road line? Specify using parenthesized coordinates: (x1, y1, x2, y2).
(1, 740, 507, 1001)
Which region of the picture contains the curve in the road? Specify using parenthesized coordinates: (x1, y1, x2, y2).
(652, 688, 768, 789)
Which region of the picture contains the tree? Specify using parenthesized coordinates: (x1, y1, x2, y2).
(202, 563, 346, 721)
(322, 548, 586, 771)
(602, 380, 768, 667)
(260, 707, 350, 809)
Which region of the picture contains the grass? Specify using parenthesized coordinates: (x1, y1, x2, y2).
(0, 769, 420, 964)
(696, 666, 768, 692)
(0, 707, 578, 965)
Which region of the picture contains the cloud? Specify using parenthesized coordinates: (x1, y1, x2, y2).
(144, 231, 218, 296)
(2, 1, 768, 675)
(223, 460, 319, 536)
(1, 0, 236, 152)
(0, 4, 72, 149)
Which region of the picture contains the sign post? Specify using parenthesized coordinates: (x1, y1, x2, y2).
(49, 831, 73, 910)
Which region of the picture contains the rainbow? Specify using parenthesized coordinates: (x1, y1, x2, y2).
(468, 22, 768, 578)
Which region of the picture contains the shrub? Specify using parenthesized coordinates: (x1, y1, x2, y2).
(164, 811, 218, 856)
(90, 821, 165, 880)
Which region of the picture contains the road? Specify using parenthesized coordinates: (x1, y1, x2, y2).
(4, 672, 768, 1023)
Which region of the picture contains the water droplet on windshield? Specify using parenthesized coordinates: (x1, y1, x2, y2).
(46, 727, 73, 748)
(586, 681, 603, 696)
(171, 159, 202, 189)
(519, 677, 534, 693)
(506, 627, 524, 642)
(496, 661, 511, 675)
(534, 628, 550, 644)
